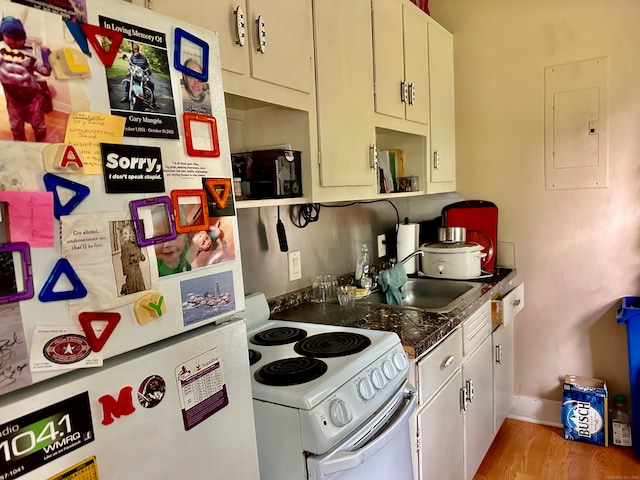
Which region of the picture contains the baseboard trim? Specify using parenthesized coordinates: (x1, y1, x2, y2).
(507, 394, 563, 427)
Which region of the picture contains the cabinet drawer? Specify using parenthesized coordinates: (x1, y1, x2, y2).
(416, 329, 462, 404)
(492, 283, 525, 327)
(462, 303, 491, 357)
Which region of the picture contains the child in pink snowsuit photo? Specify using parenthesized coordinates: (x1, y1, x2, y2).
(0, 16, 52, 142)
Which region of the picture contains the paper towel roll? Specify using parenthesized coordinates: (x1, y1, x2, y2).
(397, 223, 420, 274)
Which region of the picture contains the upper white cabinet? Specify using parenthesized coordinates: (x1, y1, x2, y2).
(426, 19, 456, 193)
(311, 0, 378, 200)
(372, 0, 430, 128)
(141, 0, 314, 107)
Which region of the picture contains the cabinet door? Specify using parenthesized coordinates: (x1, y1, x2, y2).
(462, 336, 494, 480)
(402, 3, 429, 125)
(247, 0, 313, 93)
(314, 0, 376, 188)
(372, 0, 404, 120)
(144, 0, 312, 93)
(372, 0, 429, 125)
(492, 321, 514, 434)
(427, 20, 456, 187)
(137, 0, 248, 76)
(417, 370, 464, 480)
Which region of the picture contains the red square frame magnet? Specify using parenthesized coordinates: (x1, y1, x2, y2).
(183, 113, 220, 158)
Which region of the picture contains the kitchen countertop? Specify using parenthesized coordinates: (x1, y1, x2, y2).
(269, 268, 517, 360)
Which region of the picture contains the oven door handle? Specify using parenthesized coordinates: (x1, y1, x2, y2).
(312, 387, 417, 477)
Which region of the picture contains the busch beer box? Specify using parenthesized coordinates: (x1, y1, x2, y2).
(561, 375, 608, 446)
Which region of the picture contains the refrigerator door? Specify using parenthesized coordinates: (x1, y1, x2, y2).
(0, 319, 260, 479)
(0, 0, 245, 395)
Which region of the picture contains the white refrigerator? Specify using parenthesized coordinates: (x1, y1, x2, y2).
(0, 0, 260, 477)
(0, 318, 260, 479)
(0, 0, 245, 389)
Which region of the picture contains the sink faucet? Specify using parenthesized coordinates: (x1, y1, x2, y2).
(400, 250, 424, 265)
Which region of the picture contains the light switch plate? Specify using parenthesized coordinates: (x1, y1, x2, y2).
(377, 234, 386, 258)
(288, 250, 302, 281)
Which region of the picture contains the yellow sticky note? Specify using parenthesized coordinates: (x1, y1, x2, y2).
(64, 112, 126, 174)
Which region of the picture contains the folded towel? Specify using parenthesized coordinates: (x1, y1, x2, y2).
(378, 263, 408, 306)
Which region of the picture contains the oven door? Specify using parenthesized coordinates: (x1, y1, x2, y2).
(306, 382, 417, 480)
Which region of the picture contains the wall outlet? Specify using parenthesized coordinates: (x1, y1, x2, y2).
(377, 234, 386, 258)
(496, 241, 515, 268)
(288, 250, 302, 281)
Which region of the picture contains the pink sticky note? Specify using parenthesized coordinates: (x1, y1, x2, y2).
(0, 191, 55, 247)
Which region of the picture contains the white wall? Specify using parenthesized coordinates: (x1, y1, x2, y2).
(430, 0, 640, 403)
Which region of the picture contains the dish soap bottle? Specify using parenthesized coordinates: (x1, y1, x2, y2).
(354, 244, 370, 289)
(611, 394, 632, 447)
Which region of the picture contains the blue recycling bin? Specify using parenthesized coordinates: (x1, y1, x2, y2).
(616, 296, 640, 457)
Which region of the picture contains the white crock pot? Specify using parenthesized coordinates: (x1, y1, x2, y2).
(419, 241, 484, 279)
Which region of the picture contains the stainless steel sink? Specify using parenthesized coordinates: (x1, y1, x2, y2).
(359, 278, 481, 312)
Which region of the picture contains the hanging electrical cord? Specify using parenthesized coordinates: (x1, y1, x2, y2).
(289, 200, 400, 231)
(276, 205, 289, 252)
(289, 203, 321, 228)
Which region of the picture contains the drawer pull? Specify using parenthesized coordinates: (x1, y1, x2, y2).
(441, 355, 455, 369)
(513, 298, 521, 306)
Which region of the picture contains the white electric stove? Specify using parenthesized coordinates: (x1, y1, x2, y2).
(241, 293, 416, 480)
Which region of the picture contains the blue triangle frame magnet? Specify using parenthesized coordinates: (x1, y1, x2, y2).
(63, 19, 91, 56)
(38, 258, 88, 302)
(43, 173, 90, 219)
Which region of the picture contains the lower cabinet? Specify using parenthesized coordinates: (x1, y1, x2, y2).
(462, 335, 494, 480)
(412, 303, 494, 480)
(417, 369, 464, 480)
(491, 282, 524, 433)
(492, 318, 514, 434)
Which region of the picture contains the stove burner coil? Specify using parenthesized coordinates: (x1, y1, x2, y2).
(248, 349, 262, 366)
(294, 332, 371, 358)
(250, 327, 307, 346)
(254, 357, 328, 386)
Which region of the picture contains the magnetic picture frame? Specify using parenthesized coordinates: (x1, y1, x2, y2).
(170, 189, 210, 233)
(183, 112, 220, 158)
(0, 242, 34, 304)
(129, 196, 177, 247)
(173, 27, 209, 82)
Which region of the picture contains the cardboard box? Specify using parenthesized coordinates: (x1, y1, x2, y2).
(561, 375, 608, 446)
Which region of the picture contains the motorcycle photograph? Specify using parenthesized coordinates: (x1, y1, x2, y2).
(121, 53, 155, 112)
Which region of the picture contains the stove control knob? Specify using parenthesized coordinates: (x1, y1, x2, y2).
(382, 360, 398, 379)
(371, 368, 387, 390)
(330, 399, 352, 427)
(358, 377, 376, 400)
(392, 351, 408, 371)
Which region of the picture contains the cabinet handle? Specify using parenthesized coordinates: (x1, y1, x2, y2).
(465, 379, 474, 402)
(513, 299, 521, 306)
(433, 150, 440, 170)
(495, 344, 503, 365)
(370, 145, 378, 170)
(408, 83, 415, 105)
(441, 355, 455, 368)
(255, 15, 266, 53)
(234, 6, 247, 46)
(460, 386, 468, 411)
(400, 80, 408, 104)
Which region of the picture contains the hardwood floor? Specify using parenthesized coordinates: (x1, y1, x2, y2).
(474, 419, 640, 480)
(0, 96, 70, 143)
